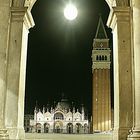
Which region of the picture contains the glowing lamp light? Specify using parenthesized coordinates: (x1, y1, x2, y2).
(64, 4, 78, 20)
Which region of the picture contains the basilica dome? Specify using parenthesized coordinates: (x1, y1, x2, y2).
(55, 98, 71, 111)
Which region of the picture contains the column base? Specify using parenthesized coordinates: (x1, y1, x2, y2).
(7, 127, 25, 140)
(113, 127, 130, 140)
(0, 129, 9, 139)
(127, 129, 140, 140)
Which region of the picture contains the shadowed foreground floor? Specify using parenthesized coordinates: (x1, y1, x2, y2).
(25, 133, 113, 140)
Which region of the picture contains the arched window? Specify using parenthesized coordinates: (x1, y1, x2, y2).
(96, 55, 99, 60)
(105, 56, 107, 60)
(102, 55, 104, 60)
(54, 112, 64, 120)
(99, 55, 102, 60)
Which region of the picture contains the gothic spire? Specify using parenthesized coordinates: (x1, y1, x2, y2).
(95, 15, 108, 39)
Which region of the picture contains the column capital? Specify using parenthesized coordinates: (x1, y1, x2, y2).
(107, 7, 131, 30)
(10, 7, 35, 29)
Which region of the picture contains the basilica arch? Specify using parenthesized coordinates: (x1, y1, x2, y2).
(0, 0, 140, 140)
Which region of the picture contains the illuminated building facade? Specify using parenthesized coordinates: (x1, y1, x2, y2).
(30, 98, 89, 133)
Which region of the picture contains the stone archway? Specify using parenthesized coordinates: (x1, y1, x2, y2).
(67, 123, 73, 134)
(36, 123, 42, 133)
(75, 123, 82, 134)
(54, 121, 63, 133)
(44, 123, 50, 133)
(0, 0, 140, 140)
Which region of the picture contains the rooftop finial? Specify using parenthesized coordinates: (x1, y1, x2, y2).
(43, 105, 45, 114)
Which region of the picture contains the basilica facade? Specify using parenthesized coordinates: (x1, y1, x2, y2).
(29, 98, 89, 134)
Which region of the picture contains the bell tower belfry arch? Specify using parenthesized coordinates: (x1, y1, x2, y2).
(0, 0, 140, 140)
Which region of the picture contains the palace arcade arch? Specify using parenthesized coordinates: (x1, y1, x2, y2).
(0, 0, 140, 140)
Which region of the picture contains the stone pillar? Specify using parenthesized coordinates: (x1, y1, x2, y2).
(0, 0, 11, 139)
(5, 7, 34, 139)
(107, 7, 133, 140)
(128, 0, 140, 139)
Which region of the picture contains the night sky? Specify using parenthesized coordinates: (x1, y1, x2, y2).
(24, 0, 112, 116)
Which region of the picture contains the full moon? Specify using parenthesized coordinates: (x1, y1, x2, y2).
(64, 4, 78, 20)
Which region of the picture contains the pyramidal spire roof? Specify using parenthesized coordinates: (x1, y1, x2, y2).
(95, 15, 108, 39)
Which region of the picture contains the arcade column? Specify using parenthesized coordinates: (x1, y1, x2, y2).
(107, 7, 133, 140)
(128, 0, 140, 139)
(0, 0, 11, 139)
(4, 7, 34, 139)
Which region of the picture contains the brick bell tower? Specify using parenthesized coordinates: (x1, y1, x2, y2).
(91, 16, 111, 132)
